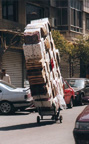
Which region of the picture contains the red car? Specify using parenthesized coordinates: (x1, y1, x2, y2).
(73, 105, 89, 144)
(63, 81, 75, 108)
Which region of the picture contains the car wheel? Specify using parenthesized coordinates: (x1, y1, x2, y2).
(68, 98, 73, 108)
(0, 101, 13, 115)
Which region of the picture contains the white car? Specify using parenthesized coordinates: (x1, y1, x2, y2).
(0, 80, 33, 114)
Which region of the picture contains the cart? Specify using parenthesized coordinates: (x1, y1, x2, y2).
(36, 106, 63, 124)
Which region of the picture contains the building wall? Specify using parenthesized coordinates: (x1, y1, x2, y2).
(0, 1, 25, 31)
(18, 0, 26, 25)
(0, 0, 2, 19)
(0, 0, 89, 82)
(83, 0, 89, 13)
(0, 0, 25, 87)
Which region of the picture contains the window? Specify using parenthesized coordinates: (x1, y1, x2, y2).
(70, 0, 82, 10)
(69, 79, 85, 89)
(62, 8, 68, 25)
(2, 0, 18, 22)
(64, 82, 69, 89)
(26, 3, 44, 24)
(71, 9, 82, 27)
(71, 0, 74, 7)
(70, 0, 83, 32)
(57, 0, 68, 7)
(84, 0, 89, 8)
(71, 9, 74, 25)
(86, 80, 89, 87)
(58, 8, 68, 30)
(57, 0, 68, 31)
(77, 11, 82, 28)
(71, 9, 76, 26)
(86, 14, 89, 30)
(58, 9, 61, 25)
(86, 18, 89, 30)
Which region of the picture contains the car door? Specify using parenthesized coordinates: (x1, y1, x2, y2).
(64, 81, 72, 104)
(85, 80, 89, 96)
(0, 87, 3, 100)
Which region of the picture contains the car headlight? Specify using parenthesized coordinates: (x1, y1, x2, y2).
(75, 122, 80, 129)
(75, 122, 89, 130)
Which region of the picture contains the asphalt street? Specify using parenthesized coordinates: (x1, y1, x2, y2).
(0, 105, 86, 144)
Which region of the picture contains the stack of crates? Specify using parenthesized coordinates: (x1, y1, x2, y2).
(23, 18, 66, 111)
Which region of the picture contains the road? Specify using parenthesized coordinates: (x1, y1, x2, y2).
(0, 105, 86, 144)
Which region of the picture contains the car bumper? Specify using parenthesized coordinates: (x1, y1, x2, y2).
(82, 98, 89, 104)
(73, 128, 89, 144)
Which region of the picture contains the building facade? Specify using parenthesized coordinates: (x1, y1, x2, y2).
(0, 0, 89, 87)
(56, 0, 89, 78)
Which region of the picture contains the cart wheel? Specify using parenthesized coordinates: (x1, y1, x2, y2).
(37, 116, 40, 124)
(57, 111, 59, 118)
(59, 115, 63, 123)
(54, 111, 59, 122)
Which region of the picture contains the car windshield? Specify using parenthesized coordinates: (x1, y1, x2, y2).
(0, 81, 16, 90)
(66, 79, 85, 88)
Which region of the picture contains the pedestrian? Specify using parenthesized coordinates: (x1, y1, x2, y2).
(1, 69, 11, 84)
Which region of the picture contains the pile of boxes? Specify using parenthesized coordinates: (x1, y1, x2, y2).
(23, 18, 66, 111)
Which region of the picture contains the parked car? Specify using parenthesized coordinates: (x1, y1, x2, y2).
(65, 78, 89, 105)
(73, 105, 89, 144)
(82, 96, 89, 104)
(0, 80, 33, 114)
(63, 81, 75, 108)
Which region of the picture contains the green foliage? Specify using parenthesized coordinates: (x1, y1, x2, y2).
(73, 35, 89, 65)
(52, 30, 89, 66)
(51, 30, 74, 57)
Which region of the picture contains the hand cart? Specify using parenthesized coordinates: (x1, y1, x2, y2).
(36, 106, 63, 124)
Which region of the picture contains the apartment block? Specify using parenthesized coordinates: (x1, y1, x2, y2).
(0, 0, 89, 87)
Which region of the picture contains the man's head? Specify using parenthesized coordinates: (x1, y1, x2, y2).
(2, 69, 6, 76)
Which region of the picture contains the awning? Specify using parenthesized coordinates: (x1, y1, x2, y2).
(0, 29, 23, 35)
(0, 29, 24, 50)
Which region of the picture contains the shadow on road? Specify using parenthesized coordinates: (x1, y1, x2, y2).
(0, 112, 30, 116)
(0, 120, 56, 131)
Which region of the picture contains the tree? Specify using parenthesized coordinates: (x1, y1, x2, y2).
(52, 30, 75, 57)
(52, 30, 89, 78)
(73, 36, 89, 64)
(73, 36, 89, 77)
